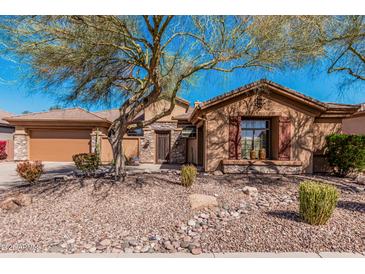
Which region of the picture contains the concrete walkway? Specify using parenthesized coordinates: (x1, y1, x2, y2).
(0, 162, 76, 190)
(0, 252, 364, 258)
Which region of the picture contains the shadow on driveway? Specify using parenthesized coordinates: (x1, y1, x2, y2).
(0, 162, 77, 190)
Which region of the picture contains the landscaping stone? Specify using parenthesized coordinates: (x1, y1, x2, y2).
(0, 173, 364, 254)
(0, 193, 33, 211)
(189, 194, 218, 210)
(188, 219, 196, 226)
(191, 247, 202, 255)
(242, 186, 258, 197)
(99, 239, 111, 246)
(0, 198, 20, 211)
(213, 170, 224, 176)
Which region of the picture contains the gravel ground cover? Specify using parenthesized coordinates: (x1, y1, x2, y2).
(0, 171, 364, 254)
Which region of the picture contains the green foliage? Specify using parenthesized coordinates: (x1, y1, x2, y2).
(72, 153, 100, 174)
(325, 134, 365, 177)
(181, 164, 197, 187)
(16, 161, 44, 183)
(299, 180, 339, 225)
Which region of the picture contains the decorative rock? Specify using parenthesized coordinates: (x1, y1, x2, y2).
(124, 248, 134, 253)
(141, 245, 150, 253)
(200, 213, 209, 219)
(0, 198, 20, 211)
(189, 194, 218, 210)
(188, 219, 196, 226)
(213, 170, 224, 176)
(67, 239, 75, 244)
(164, 241, 174, 250)
(191, 248, 202, 255)
(88, 247, 97, 253)
(99, 239, 111, 246)
(0, 193, 33, 210)
(231, 212, 240, 218)
(128, 240, 138, 247)
(242, 186, 258, 197)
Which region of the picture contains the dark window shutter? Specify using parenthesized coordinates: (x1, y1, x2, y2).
(229, 116, 241, 159)
(278, 116, 291, 160)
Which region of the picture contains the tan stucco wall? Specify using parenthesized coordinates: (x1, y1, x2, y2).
(313, 118, 342, 154)
(145, 99, 188, 122)
(100, 136, 140, 163)
(203, 92, 341, 173)
(342, 114, 365, 135)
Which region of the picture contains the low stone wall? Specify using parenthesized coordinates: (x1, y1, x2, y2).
(222, 164, 302, 175)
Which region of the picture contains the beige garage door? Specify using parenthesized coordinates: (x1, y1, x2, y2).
(30, 129, 91, 161)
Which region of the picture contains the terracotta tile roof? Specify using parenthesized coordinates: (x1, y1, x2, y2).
(93, 109, 121, 122)
(0, 110, 14, 126)
(4, 108, 108, 122)
(94, 109, 144, 123)
(172, 106, 194, 121)
(191, 79, 360, 120)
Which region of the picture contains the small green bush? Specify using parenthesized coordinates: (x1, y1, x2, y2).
(16, 161, 44, 183)
(299, 180, 339, 225)
(72, 153, 100, 174)
(181, 164, 197, 187)
(325, 134, 365, 177)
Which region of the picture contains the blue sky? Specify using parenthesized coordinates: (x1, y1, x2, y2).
(1, 55, 365, 115)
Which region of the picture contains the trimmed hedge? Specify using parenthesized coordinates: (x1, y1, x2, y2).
(299, 180, 339, 225)
(72, 153, 100, 174)
(181, 164, 197, 187)
(325, 134, 365, 177)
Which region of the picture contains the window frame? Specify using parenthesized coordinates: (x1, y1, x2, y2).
(240, 118, 271, 160)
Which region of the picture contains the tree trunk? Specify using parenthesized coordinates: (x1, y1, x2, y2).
(109, 125, 127, 180)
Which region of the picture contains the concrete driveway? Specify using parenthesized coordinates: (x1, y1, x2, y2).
(0, 162, 77, 190)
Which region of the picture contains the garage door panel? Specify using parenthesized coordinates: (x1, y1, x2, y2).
(30, 129, 91, 161)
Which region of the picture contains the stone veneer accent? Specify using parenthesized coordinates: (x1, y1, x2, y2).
(13, 133, 28, 161)
(90, 130, 102, 154)
(139, 122, 186, 164)
(222, 163, 302, 174)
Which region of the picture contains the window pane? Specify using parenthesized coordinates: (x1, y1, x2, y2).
(241, 129, 253, 159)
(241, 119, 269, 129)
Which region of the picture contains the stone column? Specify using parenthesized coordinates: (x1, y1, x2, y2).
(139, 129, 154, 163)
(90, 129, 102, 154)
(13, 127, 29, 161)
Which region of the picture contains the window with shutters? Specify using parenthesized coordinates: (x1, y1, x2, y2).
(241, 119, 271, 159)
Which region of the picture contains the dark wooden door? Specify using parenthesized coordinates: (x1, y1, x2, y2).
(156, 132, 170, 163)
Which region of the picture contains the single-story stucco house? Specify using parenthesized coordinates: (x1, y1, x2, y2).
(4, 80, 361, 174)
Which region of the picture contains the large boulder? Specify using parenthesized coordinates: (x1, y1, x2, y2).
(189, 194, 218, 210)
(0, 193, 33, 211)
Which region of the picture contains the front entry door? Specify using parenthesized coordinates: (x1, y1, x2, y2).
(156, 131, 170, 163)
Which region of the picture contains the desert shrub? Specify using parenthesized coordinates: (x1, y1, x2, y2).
(0, 140, 7, 160)
(16, 161, 44, 183)
(325, 134, 365, 177)
(181, 164, 197, 187)
(72, 153, 100, 174)
(299, 180, 339, 225)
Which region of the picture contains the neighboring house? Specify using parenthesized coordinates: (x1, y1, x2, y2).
(0, 109, 15, 140)
(342, 103, 365, 135)
(0, 110, 15, 161)
(4, 80, 361, 174)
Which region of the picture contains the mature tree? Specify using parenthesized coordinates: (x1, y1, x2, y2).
(267, 16, 365, 84)
(0, 15, 303, 177)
